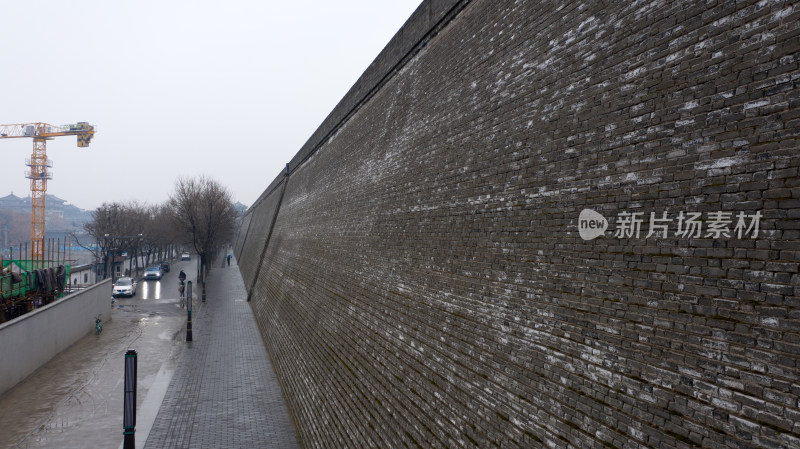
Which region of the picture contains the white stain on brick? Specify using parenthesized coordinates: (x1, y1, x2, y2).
(744, 99, 770, 110)
(772, 6, 794, 20)
(761, 317, 779, 327)
(623, 172, 639, 183)
(694, 156, 747, 170)
(682, 100, 699, 110)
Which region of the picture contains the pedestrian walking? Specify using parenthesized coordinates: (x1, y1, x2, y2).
(227, 254, 231, 266)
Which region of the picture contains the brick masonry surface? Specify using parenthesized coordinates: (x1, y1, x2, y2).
(235, 0, 800, 447)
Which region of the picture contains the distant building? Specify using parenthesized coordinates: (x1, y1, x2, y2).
(0, 191, 91, 232)
(0, 192, 25, 211)
(68, 263, 96, 287)
(233, 201, 247, 214)
(68, 255, 125, 288)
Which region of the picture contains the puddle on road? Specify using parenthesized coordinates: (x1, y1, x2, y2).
(157, 330, 174, 340)
(0, 298, 187, 449)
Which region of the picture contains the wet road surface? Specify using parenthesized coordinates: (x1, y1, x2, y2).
(0, 260, 197, 449)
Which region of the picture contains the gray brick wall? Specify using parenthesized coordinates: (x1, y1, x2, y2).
(237, 178, 285, 291)
(238, 0, 800, 447)
(232, 208, 251, 262)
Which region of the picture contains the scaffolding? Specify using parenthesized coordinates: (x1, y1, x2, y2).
(0, 238, 75, 324)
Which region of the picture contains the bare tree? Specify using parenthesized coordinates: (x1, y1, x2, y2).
(167, 176, 236, 274)
(83, 202, 133, 280)
(139, 204, 181, 266)
(0, 208, 30, 247)
(83, 202, 168, 280)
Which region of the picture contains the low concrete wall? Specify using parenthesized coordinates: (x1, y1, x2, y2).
(0, 279, 112, 397)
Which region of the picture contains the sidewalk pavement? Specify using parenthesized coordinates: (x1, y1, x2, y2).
(144, 256, 299, 449)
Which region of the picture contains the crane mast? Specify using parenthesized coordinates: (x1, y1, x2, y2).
(0, 122, 95, 260)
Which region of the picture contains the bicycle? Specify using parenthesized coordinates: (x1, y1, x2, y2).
(94, 314, 103, 335)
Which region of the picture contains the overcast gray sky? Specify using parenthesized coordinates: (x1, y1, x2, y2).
(0, 0, 422, 210)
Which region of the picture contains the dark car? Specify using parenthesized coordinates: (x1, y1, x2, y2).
(159, 261, 170, 272)
(143, 266, 163, 280)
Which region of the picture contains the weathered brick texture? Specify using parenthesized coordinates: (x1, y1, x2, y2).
(236, 176, 286, 290)
(237, 0, 800, 447)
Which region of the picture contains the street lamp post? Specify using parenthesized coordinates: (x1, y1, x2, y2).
(104, 233, 112, 282)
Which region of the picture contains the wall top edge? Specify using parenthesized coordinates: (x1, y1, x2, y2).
(246, 0, 466, 214)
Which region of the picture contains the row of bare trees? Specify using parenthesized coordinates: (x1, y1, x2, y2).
(78, 176, 238, 280)
(166, 176, 238, 273)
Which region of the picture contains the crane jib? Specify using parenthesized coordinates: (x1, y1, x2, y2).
(0, 121, 96, 260)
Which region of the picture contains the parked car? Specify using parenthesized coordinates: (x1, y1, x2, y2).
(159, 261, 170, 272)
(112, 277, 137, 297)
(181, 253, 191, 261)
(143, 266, 163, 280)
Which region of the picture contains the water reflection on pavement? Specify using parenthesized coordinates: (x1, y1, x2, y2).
(0, 267, 194, 449)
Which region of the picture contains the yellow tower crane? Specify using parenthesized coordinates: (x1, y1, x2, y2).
(0, 122, 96, 260)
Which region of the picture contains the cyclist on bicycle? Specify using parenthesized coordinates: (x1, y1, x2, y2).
(178, 270, 187, 304)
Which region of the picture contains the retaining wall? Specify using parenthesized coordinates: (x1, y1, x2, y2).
(0, 280, 112, 397)
(236, 0, 800, 447)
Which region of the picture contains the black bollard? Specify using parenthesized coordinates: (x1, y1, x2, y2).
(201, 269, 206, 302)
(123, 350, 137, 449)
(186, 281, 192, 342)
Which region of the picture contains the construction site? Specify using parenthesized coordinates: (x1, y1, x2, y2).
(0, 122, 95, 324)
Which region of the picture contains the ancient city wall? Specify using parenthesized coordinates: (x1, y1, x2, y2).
(236, 0, 800, 447)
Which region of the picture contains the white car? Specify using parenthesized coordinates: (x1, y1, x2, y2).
(112, 277, 137, 297)
(181, 253, 191, 261)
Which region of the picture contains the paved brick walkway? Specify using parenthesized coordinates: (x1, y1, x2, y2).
(144, 256, 299, 449)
